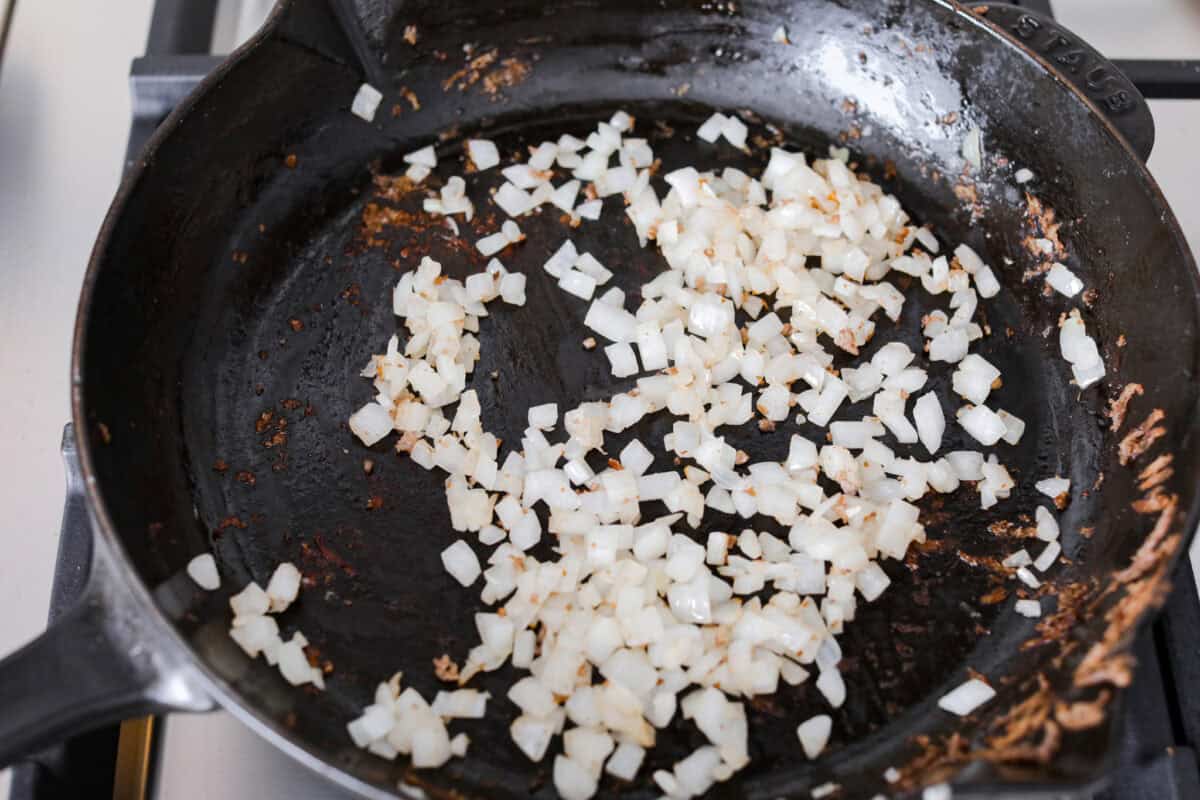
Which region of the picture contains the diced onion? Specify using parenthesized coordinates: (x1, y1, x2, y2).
(351, 83, 383, 122)
(938, 678, 995, 716)
(187, 553, 220, 590)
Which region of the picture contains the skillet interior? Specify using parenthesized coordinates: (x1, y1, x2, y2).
(77, 1, 1200, 796)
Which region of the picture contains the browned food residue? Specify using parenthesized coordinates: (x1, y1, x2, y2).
(1137, 453, 1174, 492)
(1022, 193, 1066, 261)
(443, 50, 498, 92)
(988, 519, 1037, 539)
(236, 470, 256, 486)
(433, 654, 460, 682)
(979, 586, 1009, 605)
(213, 459, 230, 473)
(218, 515, 248, 531)
(1055, 690, 1112, 731)
(483, 58, 530, 97)
(1107, 382, 1144, 432)
(302, 534, 358, 578)
(1117, 408, 1166, 465)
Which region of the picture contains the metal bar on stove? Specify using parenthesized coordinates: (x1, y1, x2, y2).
(1115, 60, 1200, 100)
(145, 0, 219, 56)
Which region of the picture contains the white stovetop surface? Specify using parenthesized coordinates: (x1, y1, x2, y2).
(0, 1, 1198, 797)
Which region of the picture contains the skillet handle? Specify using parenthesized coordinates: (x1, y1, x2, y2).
(972, 4, 1155, 161)
(0, 428, 212, 769)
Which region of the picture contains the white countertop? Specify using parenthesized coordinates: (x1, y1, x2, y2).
(0, 1, 1197, 797)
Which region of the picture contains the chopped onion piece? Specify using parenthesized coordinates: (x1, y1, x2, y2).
(467, 139, 500, 170)
(913, 392, 945, 455)
(351, 83, 383, 122)
(958, 405, 1007, 446)
(797, 714, 832, 759)
(1046, 263, 1083, 297)
(350, 402, 394, 446)
(441, 540, 482, 587)
(938, 678, 995, 716)
(1036, 476, 1070, 499)
(266, 562, 301, 612)
(1015, 599, 1042, 618)
(1034, 506, 1060, 542)
(187, 553, 220, 590)
(403, 144, 437, 168)
(1034, 540, 1061, 572)
(1016, 566, 1041, 589)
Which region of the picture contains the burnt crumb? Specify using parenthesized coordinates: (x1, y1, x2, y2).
(236, 470, 256, 487)
(443, 49, 498, 92)
(1055, 690, 1112, 731)
(395, 431, 422, 453)
(1132, 487, 1173, 515)
(1117, 408, 1166, 465)
(363, 459, 375, 475)
(980, 586, 1009, 605)
(757, 418, 776, 433)
(366, 495, 384, 511)
(1137, 454, 1174, 492)
(254, 384, 265, 396)
(231, 250, 248, 264)
(483, 58, 531, 97)
(255, 411, 275, 433)
(988, 519, 1037, 539)
(403, 24, 418, 45)
(1107, 382, 1144, 433)
(582, 337, 597, 350)
(433, 654, 460, 682)
(288, 318, 304, 332)
(97, 423, 112, 444)
(284, 154, 298, 169)
(258, 349, 269, 360)
(281, 398, 303, 411)
(213, 459, 230, 473)
(218, 515, 248, 531)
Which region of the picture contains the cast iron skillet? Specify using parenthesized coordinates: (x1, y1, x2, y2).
(0, 1, 1197, 797)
